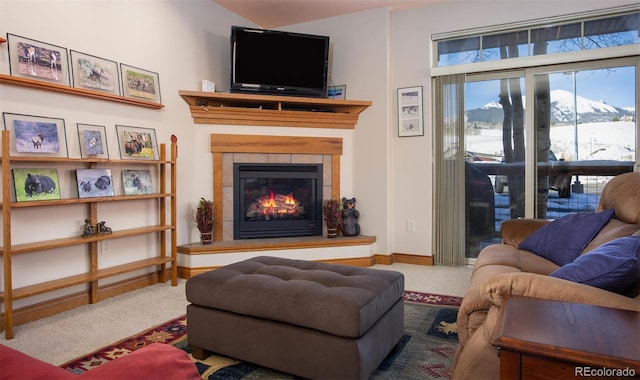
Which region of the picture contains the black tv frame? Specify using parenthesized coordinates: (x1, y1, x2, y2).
(230, 26, 330, 99)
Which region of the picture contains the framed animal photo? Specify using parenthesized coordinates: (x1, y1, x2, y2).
(77, 123, 109, 159)
(76, 168, 114, 198)
(13, 168, 61, 202)
(397, 86, 424, 137)
(7, 34, 70, 86)
(70, 50, 121, 96)
(2, 112, 68, 157)
(122, 170, 153, 195)
(327, 85, 346, 100)
(116, 125, 159, 160)
(120, 63, 161, 104)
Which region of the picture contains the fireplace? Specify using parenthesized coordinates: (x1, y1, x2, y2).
(234, 163, 323, 239)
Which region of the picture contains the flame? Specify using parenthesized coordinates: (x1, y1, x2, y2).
(264, 192, 277, 207)
(259, 192, 299, 215)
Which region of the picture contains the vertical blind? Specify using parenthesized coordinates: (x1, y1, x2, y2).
(432, 74, 466, 266)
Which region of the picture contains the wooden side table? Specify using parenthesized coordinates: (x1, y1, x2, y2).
(492, 295, 639, 379)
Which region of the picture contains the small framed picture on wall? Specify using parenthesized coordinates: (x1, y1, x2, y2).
(327, 85, 346, 100)
(2, 112, 68, 157)
(70, 50, 121, 96)
(6, 34, 70, 86)
(76, 168, 114, 198)
(13, 168, 62, 202)
(77, 123, 109, 159)
(116, 125, 159, 160)
(120, 64, 162, 104)
(397, 86, 424, 137)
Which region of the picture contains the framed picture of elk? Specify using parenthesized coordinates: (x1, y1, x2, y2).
(2, 112, 68, 158)
(120, 63, 162, 104)
(116, 125, 159, 160)
(70, 50, 121, 96)
(6, 34, 70, 86)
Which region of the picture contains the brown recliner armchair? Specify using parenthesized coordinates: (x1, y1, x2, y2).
(452, 171, 640, 379)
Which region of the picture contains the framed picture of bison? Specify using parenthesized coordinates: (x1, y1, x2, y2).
(2, 112, 68, 158)
(116, 125, 158, 160)
(6, 33, 70, 86)
(70, 50, 121, 96)
(12, 168, 62, 202)
(122, 170, 153, 195)
(76, 168, 114, 199)
(77, 123, 109, 159)
(120, 63, 161, 104)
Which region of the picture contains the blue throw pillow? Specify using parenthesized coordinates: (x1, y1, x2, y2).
(550, 236, 640, 293)
(518, 208, 615, 266)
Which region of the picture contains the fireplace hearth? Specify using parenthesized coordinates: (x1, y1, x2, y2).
(234, 163, 323, 239)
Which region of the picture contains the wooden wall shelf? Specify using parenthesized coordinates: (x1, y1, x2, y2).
(0, 74, 164, 109)
(0, 130, 177, 339)
(179, 91, 371, 129)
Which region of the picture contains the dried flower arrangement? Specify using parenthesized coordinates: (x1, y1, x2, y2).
(192, 197, 214, 234)
(321, 198, 342, 229)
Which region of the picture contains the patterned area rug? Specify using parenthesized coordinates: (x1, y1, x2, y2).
(61, 291, 462, 379)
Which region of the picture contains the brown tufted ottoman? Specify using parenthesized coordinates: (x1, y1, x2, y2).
(185, 256, 405, 379)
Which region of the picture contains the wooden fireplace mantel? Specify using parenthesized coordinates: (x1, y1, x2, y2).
(179, 91, 371, 129)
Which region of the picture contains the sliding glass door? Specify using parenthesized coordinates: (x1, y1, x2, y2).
(456, 58, 637, 262)
(464, 73, 526, 258)
(532, 62, 636, 219)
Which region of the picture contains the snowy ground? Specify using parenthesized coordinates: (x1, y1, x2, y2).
(467, 120, 635, 163)
(467, 120, 636, 230)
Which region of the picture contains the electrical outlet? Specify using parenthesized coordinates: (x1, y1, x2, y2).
(101, 240, 111, 255)
(407, 220, 416, 232)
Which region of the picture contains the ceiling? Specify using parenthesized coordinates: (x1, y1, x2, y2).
(213, 0, 439, 28)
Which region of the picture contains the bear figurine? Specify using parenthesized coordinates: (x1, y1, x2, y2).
(341, 197, 360, 236)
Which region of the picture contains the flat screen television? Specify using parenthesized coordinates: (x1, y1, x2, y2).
(230, 26, 330, 98)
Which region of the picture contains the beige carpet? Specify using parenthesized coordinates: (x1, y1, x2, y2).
(0, 263, 472, 366)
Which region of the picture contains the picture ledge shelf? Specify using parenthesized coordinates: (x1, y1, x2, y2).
(0, 74, 164, 109)
(179, 90, 371, 129)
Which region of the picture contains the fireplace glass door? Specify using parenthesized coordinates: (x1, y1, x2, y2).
(234, 164, 323, 239)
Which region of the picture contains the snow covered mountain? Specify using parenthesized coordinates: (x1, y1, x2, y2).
(466, 89, 635, 125)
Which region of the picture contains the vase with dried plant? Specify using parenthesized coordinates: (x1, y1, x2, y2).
(321, 198, 342, 238)
(192, 198, 214, 244)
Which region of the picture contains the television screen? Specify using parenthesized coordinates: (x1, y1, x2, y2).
(231, 26, 329, 98)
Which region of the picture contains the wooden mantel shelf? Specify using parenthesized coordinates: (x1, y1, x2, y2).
(179, 90, 372, 129)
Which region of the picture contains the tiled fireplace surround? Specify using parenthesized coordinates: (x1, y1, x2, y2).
(211, 134, 343, 241)
(177, 133, 382, 277)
